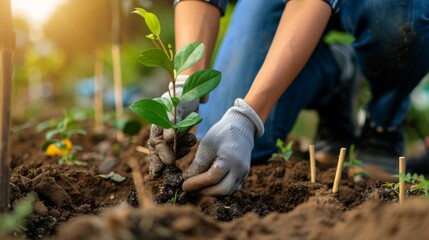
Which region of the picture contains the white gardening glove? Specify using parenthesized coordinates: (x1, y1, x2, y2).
(148, 75, 199, 178)
(182, 98, 264, 196)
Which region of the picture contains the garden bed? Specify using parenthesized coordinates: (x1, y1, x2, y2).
(7, 121, 429, 239)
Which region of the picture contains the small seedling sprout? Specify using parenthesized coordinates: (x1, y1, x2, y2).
(0, 192, 35, 237)
(129, 8, 221, 155)
(172, 189, 179, 205)
(343, 144, 369, 178)
(39, 111, 87, 166)
(391, 171, 429, 200)
(410, 175, 429, 199)
(271, 139, 294, 161)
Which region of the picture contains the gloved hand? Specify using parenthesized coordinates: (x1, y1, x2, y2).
(182, 98, 264, 196)
(148, 75, 199, 178)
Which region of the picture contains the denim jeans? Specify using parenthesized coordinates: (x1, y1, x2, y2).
(197, 0, 429, 163)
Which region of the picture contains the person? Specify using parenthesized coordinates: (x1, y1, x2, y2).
(147, 0, 429, 196)
(407, 136, 429, 174)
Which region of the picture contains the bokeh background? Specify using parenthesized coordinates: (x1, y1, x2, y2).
(9, 0, 429, 154)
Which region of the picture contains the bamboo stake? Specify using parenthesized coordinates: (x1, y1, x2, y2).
(399, 156, 406, 204)
(128, 157, 154, 209)
(0, 0, 14, 214)
(332, 148, 347, 194)
(309, 144, 316, 183)
(136, 146, 150, 155)
(94, 48, 104, 134)
(111, 0, 124, 142)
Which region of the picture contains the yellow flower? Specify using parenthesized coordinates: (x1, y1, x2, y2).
(45, 139, 73, 156)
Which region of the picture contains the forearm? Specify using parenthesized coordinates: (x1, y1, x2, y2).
(244, 0, 332, 123)
(175, 1, 221, 74)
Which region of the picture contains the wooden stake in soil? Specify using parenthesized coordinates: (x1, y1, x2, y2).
(136, 146, 150, 155)
(332, 148, 347, 194)
(128, 157, 154, 209)
(309, 144, 316, 183)
(94, 48, 104, 134)
(0, 0, 15, 214)
(111, 0, 124, 142)
(399, 156, 406, 205)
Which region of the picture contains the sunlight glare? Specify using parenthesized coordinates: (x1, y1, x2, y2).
(12, 0, 67, 27)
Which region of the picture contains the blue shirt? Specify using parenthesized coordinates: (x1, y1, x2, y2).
(173, 0, 341, 16)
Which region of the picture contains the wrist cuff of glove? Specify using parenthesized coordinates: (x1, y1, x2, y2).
(232, 98, 265, 137)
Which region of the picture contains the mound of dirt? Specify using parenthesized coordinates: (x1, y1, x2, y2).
(6, 122, 429, 240)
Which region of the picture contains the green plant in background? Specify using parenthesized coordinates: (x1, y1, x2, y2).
(129, 8, 221, 151)
(385, 172, 429, 199)
(343, 144, 369, 177)
(410, 175, 429, 199)
(394, 173, 429, 199)
(103, 112, 142, 138)
(0, 193, 35, 238)
(393, 172, 420, 185)
(271, 139, 294, 161)
(381, 181, 400, 195)
(38, 111, 87, 165)
(382, 173, 417, 197)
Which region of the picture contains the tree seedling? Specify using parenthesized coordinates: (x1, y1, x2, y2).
(271, 139, 294, 161)
(390, 171, 429, 200)
(410, 175, 429, 199)
(343, 144, 369, 179)
(383, 172, 418, 198)
(129, 8, 221, 153)
(38, 111, 87, 166)
(381, 181, 400, 195)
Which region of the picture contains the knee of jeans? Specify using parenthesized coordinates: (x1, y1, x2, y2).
(364, 1, 428, 44)
(359, 1, 429, 70)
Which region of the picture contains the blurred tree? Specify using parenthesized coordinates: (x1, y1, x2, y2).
(43, 0, 111, 56)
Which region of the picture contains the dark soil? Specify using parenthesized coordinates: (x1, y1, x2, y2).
(5, 120, 429, 239)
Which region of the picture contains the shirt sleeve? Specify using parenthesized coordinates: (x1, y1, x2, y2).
(284, 0, 341, 14)
(173, 0, 228, 16)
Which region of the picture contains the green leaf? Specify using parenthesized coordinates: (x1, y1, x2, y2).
(153, 97, 174, 113)
(0, 192, 35, 235)
(144, 13, 161, 36)
(36, 119, 59, 132)
(133, 8, 161, 36)
(153, 97, 181, 113)
(129, 99, 172, 129)
(171, 97, 180, 107)
(97, 171, 126, 183)
(66, 129, 87, 136)
(45, 129, 62, 140)
(132, 8, 148, 17)
(122, 120, 141, 136)
(174, 42, 205, 74)
(146, 34, 156, 40)
(138, 48, 173, 76)
(173, 112, 202, 132)
(41, 141, 54, 151)
(181, 69, 221, 101)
